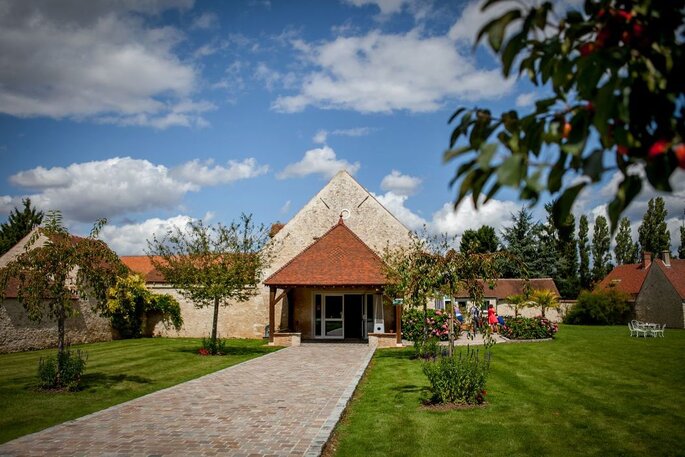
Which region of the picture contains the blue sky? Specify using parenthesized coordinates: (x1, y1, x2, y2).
(0, 0, 683, 254)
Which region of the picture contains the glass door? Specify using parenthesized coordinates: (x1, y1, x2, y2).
(322, 295, 344, 338)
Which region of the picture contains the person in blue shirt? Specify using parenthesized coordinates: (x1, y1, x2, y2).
(454, 305, 464, 324)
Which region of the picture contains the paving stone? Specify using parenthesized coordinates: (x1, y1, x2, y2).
(0, 343, 374, 457)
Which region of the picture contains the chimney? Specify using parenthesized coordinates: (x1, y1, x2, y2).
(642, 251, 652, 268)
(662, 250, 671, 267)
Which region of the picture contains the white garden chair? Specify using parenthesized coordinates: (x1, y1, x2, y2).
(652, 324, 665, 337)
(628, 322, 638, 337)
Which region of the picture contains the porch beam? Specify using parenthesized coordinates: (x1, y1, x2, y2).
(269, 286, 276, 344)
(396, 302, 402, 345)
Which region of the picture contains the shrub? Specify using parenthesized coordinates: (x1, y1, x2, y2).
(423, 346, 490, 405)
(402, 307, 460, 342)
(37, 347, 88, 391)
(413, 337, 442, 360)
(200, 336, 227, 355)
(500, 316, 558, 339)
(564, 289, 632, 325)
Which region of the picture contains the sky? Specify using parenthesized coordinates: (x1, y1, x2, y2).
(0, 0, 683, 255)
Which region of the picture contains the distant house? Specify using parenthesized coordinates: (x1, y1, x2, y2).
(597, 251, 685, 328)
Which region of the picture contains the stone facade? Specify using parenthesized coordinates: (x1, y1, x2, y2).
(635, 264, 685, 328)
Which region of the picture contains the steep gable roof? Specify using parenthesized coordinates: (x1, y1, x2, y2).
(265, 218, 387, 287)
(597, 263, 650, 298)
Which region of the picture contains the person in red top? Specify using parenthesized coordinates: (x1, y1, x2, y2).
(487, 304, 498, 331)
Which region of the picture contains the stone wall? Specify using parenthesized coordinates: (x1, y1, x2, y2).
(635, 265, 684, 328)
(0, 298, 113, 353)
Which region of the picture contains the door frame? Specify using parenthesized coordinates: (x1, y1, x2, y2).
(312, 291, 381, 340)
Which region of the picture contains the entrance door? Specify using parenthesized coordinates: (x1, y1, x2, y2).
(323, 295, 344, 338)
(344, 294, 364, 339)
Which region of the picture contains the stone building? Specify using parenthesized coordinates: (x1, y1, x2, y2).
(597, 251, 685, 328)
(122, 170, 413, 347)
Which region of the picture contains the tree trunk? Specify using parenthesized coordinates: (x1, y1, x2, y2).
(541, 306, 546, 318)
(211, 296, 220, 345)
(448, 301, 454, 357)
(56, 302, 66, 386)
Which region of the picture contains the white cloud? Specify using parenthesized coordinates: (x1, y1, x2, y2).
(1, 156, 267, 222)
(272, 30, 514, 114)
(280, 200, 292, 214)
(312, 127, 373, 144)
(101, 215, 194, 255)
(345, 0, 411, 15)
(515, 92, 536, 108)
(277, 146, 360, 179)
(373, 192, 427, 231)
(380, 170, 421, 197)
(171, 158, 269, 186)
(0, 0, 212, 128)
(431, 198, 519, 239)
(190, 12, 218, 30)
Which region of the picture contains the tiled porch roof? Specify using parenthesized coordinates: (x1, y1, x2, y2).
(264, 218, 387, 287)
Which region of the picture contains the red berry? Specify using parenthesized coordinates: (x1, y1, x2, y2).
(586, 102, 594, 112)
(621, 31, 631, 43)
(648, 140, 669, 159)
(616, 10, 633, 21)
(632, 23, 644, 38)
(617, 145, 629, 156)
(580, 43, 596, 56)
(562, 123, 572, 139)
(674, 143, 685, 169)
(596, 28, 611, 48)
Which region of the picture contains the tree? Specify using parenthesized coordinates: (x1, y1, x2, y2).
(499, 208, 541, 277)
(0, 211, 123, 387)
(578, 215, 591, 289)
(106, 273, 183, 338)
(505, 293, 527, 317)
(460, 225, 500, 254)
(147, 214, 271, 353)
(614, 217, 638, 265)
(0, 198, 44, 255)
(445, 0, 684, 233)
(543, 202, 579, 298)
(592, 215, 612, 283)
(528, 289, 560, 318)
(680, 225, 685, 260)
(638, 197, 671, 257)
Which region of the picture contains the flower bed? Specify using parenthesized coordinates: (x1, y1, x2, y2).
(500, 316, 558, 340)
(402, 308, 458, 342)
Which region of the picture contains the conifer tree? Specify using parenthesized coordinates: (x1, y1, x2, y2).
(614, 217, 638, 265)
(679, 225, 685, 260)
(578, 215, 591, 290)
(638, 197, 671, 257)
(592, 216, 612, 283)
(0, 198, 44, 255)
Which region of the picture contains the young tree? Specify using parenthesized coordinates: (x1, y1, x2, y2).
(592, 215, 612, 283)
(147, 214, 271, 353)
(614, 217, 638, 265)
(578, 215, 591, 289)
(0, 198, 44, 255)
(460, 225, 500, 254)
(0, 211, 123, 386)
(638, 197, 671, 257)
(505, 293, 527, 317)
(445, 0, 684, 233)
(528, 289, 560, 318)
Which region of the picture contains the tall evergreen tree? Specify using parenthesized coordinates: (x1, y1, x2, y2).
(460, 225, 499, 254)
(638, 197, 671, 257)
(679, 225, 685, 260)
(0, 198, 44, 255)
(578, 215, 591, 290)
(592, 216, 612, 283)
(614, 217, 638, 265)
(500, 208, 546, 278)
(542, 202, 579, 298)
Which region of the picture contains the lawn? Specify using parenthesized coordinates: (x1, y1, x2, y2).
(328, 326, 685, 457)
(0, 338, 278, 444)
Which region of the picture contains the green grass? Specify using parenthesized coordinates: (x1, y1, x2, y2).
(0, 338, 278, 444)
(329, 326, 685, 457)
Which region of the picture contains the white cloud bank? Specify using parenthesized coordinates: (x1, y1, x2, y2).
(312, 127, 373, 144)
(1, 156, 268, 222)
(0, 0, 213, 128)
(277, 146, 360, 179)
(100, 214, 194, 255)
(380, 170, 421, 197)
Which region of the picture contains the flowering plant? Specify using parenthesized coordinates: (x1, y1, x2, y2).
(402, 307, 460, 342)
(500, 316, 558, 340)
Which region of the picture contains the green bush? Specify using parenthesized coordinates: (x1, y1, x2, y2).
(402, 307, 460, 342)
(199, 336, 227, 355)
(564, 289, 632, 325)
(413, 337, 442, 360)
(422, 346, 490, 405)
(500, 316, 558, 339)
(37, 347, 88, 391)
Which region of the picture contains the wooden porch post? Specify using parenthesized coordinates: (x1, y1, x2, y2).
(396, 302, 402, 345)
(269, 286, 276, 344)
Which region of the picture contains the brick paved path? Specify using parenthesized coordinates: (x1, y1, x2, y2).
(0, 343, 375, 457)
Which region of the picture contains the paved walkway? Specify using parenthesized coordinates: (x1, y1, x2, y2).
(0, 343, 375, 457)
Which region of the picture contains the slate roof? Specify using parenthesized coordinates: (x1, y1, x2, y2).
(120, 256, 166, 283)
(264, 218, 387, 287)
(453, 278, 559, 300)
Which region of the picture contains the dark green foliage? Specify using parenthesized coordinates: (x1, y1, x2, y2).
(445, 0, 684, 232)
(37, 347, 87, 391)
(200, 336, 228, 356)
(422, 347, 490, 405)
(564, 289, 632, 325)
(679, 225, 685, 259)
(459, 225, 499, 254)
(578, 215, 591, 289)
(413, 338, 441, 360)
(592, 215, 612, 283)
(0, 198, 43, 256)
(500, 316, 558, 340)
(499, 208, 544, 277)
(543, 202, 579, 298)
(614, 217, 638, 265)
(638, 197, 671, 257)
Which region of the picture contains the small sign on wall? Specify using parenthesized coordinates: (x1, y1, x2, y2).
(392, 298, 403, 306)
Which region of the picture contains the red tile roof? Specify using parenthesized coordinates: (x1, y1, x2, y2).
(120, 256, 166, 283)
(596, 262, 650, 298)
(265, 219, 387, 287)
(454, 278, 559, 299)
(655, 258, 685, 299)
